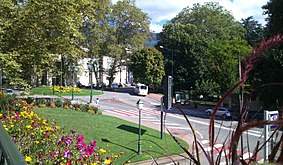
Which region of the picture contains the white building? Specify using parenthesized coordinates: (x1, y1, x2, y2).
(77, 57, 133, 87)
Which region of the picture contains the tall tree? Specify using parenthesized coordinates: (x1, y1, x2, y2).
(158, 2, 251, 95)
(263, 0, 283, 36)
(129, 47, 165, 86)
(241, 16, 265, 47)
(255, 0, 283, 109)
(107, 0, 151, 85)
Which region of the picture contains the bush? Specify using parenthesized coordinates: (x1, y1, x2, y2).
(79, 104, 88, 112)
(53, 98, 63, 107)
(89, 105, 99, 114)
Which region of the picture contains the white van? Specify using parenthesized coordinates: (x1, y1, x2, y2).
(134, 83, 148, 96)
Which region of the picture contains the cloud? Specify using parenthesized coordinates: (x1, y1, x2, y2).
(112, 0, 268, 32)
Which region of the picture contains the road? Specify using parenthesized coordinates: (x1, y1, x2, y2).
(71, 87, 270, 164)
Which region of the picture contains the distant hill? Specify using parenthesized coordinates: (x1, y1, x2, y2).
(144, 33, 159, 47)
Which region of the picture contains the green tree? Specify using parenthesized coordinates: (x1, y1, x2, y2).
(158, 2, 251, 95)
(129, 47, 165, 86)
(263, 0, 283, 36)
(241, 16, 265, 47)
(107, 0, 151, 85)
(1, 0, 88, 86)
(80, 0, 112, 86)
(253, 0, 283, 109)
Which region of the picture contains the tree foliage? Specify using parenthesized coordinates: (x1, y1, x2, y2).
(241, 16, 265, 47)
(129, 47, 165, 86)
(106, 0, 151, 85)
(0, 0, 150, 88)
(255, 0, 283, 109)
(158, 2, 251, 95)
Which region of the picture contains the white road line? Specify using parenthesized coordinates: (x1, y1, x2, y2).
(196, 130, 204, 139)
(242, 152, 253, 160)
(201, 140, 210, 145)
(245, 129, 262, 134)
(205, 144, 223, 152)
(169, 114, 262, 137)
(141, 119, 160, 122)
(166, 126, 191, 130)
(152, 122, 181, 126)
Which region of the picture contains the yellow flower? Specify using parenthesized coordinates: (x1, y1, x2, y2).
(99, 149, 106, 153)
(91, 163, 97, 165)
(0, 113, 3, 117)
(35, 141, 39, 144)
(105, 159, 111, 164)
(25, 156, 32, 162)
(26, 125, 32, 129)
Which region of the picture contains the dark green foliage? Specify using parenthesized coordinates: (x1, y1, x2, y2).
(158, 2, 251, 95)
(241, 16, 265, 47)
(129, 47, 165, 85)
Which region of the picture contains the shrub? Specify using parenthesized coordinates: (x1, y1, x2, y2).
(54, 98, 63, 107)
(79, 104, 88, 112)
(89, 105, 99, 114)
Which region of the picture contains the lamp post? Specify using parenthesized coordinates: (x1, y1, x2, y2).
(160, 45, 174, 98)
(59, 55, 63, 97)
(69, 65, 78, 100)
(87, 59, 94, 103)
(0, 64, 2, 91)
(136, 99, 144, 154)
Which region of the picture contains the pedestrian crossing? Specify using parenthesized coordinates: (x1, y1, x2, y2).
(200, 141, 264, 164)
(103, 108, 160, 117)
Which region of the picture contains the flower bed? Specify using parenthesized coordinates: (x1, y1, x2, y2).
(0, 93, 123, 164)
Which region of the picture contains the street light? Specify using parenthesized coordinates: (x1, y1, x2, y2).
(160, 45, 174, 98)
(0, 64, 2, 92)
(136, 99, 144, 154)
(69, 65, 79, 100)
(87, 59, 94, 103)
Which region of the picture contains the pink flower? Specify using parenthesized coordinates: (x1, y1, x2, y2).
(85, 146, 94, 155)
(91, 140, 96, 147)
(64, 150, 70, 158)
(78, 135, 84, 142)
(77, 141, 86, 150)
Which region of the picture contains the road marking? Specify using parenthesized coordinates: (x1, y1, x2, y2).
(152, 122, 181, 126)
(201, 140, 210, 145)
(242, 152, 253, 160)
(196, 130, 204, 139)
(168, 114, 262, 137)
(166, 126, 191, 130)
(205, 144, 223, 152)
(245, 129, 262, 134)
(142, 119, 160, 122)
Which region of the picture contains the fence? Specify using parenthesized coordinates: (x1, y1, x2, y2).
(0, 121, 26, 165)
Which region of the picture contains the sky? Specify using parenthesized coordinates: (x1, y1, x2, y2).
(112, 0, 269, 33)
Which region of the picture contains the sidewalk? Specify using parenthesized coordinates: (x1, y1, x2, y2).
(103, 93, 195, 165)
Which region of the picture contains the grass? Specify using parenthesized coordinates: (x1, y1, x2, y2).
(30, 86, 102, 96)
(34, 108, 189, 164)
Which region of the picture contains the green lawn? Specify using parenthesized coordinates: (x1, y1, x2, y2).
(34, 108, 189, 164)
(30, 86, 102, 96)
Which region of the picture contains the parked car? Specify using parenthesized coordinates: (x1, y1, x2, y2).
(206, 107, 231, 119)
(111, 83, 119, 89)
(134, 83, 148, 96)
(5, 89, 14, 95)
